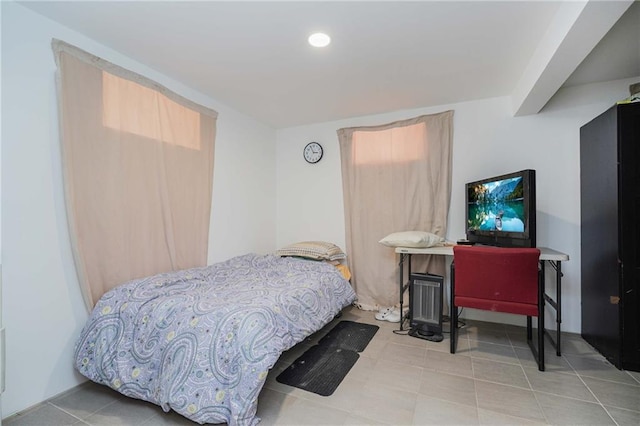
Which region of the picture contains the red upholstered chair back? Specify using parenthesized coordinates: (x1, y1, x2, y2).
(453, 246, 541, 317)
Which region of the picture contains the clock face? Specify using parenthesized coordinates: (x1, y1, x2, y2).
(304, 142, 323, 164)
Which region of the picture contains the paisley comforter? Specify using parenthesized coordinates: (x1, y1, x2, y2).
(74, 254, 356, 425)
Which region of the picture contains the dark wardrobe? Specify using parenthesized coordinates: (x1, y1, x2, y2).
(580, 102, 640, 372)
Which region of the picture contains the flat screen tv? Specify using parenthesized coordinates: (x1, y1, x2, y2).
(465, 169, 536, 248)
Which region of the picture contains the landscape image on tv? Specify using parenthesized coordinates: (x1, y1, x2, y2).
(467, 176, 525, 232)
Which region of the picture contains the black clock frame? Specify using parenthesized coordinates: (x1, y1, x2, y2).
(303, 142, 323, 164)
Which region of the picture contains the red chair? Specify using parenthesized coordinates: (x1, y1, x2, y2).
(450, 246, 544, 371)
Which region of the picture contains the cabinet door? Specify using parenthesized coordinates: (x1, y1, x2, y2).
(619, 103, 640, 370)
(580, 105, 621, 366)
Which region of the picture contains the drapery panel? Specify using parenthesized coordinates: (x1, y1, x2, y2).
(53, 40, 217, 310)
(338, 111, 453, 310)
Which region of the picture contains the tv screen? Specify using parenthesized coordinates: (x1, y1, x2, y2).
(465, 169, 536, 247)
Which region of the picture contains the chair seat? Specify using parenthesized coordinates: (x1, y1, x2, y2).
(455, 296, 539, 317)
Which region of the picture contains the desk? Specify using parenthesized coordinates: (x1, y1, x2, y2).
(396, 245, 569, 355)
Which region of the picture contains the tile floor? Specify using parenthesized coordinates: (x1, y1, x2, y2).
(5, 306, 640, 425)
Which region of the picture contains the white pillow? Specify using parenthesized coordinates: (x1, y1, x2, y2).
(378, 231, 444, 248)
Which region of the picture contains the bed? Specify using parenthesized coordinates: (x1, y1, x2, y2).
(74, 252, 356, 425)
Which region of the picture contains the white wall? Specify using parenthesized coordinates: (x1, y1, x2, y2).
(2, 0, 637, 418)
(0, 2, 3, 422)
(276, 76, 639, 333)
(1, 2, 276, 418)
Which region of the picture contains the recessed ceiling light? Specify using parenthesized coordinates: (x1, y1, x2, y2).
(308, 32, 331, 48)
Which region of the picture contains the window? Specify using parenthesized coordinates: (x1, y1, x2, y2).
(102, 71, 201, 150)
(352, 123, 426, 165)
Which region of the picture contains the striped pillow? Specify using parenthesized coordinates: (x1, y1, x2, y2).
(276, 241, 347, 261)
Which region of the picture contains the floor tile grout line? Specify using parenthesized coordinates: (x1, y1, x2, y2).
(529, 388, 551, 426)
(539, 355, 611, 408)
(599, 405, 622, 426)
(532, 350, 624, 426)
(602, 405, 640, 415)
(44, 401, 86, 423)
(470, 355, 481, 419)
(563, 355, 640, 387)
(467, 339, 550, 423)
(625, 371, 640, 385)
(532, 388, 617, 406)
(509, 328, 542, 402)
(49, 397, 121, 423)
(468, 354, 521, 367)
(480, 407, 553, 426)
(579, 372, 640, 387)
(570, 362, 621, 426)
(473, 376, 537, 392)
(418, 392, 481, 412)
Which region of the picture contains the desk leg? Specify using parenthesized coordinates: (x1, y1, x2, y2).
(398, 253, 412, 331)
(542, 260, 563, 357)
(556, 261, 562, 356)
(399, 254, 405, 331)
(406, 255, 412, 328)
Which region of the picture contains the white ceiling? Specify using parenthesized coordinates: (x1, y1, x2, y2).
(563, 1, 639, 88)
(20, 1, 640, 128)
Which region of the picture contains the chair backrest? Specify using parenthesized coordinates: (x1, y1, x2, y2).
(453, 246, 541, 313)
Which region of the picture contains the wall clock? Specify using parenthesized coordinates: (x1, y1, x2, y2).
(303, 142, 323, 164)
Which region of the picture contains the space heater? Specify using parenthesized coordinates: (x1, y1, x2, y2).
(409, 273, 444, 342)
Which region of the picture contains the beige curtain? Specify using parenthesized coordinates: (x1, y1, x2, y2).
(53, 40, 217, 310)
(338, 111, 453, 310)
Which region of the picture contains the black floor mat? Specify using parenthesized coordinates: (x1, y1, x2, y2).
(318, 320, 379, 352)
(275, 345, 359, 396)
(276, 321, 378, 396)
